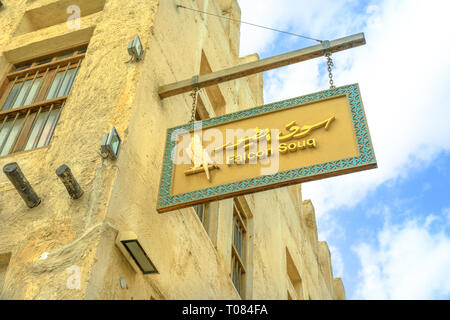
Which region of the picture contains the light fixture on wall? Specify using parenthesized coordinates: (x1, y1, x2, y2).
(120, 277, 127, 289)
(100, 126, 121, 160)
(115, 231, 158, 274)
(127, 35, 144, 62)
(0, 1, 3, 9)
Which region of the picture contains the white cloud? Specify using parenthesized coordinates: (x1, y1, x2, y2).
(444, 208, 450, 223)
(238, 0, 362, 57)
(328, 245, 345, 278)
(237, 1, 450, 299)
(238, 0, 450, 220)
(353, 215, 450, 299)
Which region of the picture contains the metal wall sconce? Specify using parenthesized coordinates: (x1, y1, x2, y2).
(56, 164, 84, 199)
(120, 277, 127, 289)
(100, 126, 121, 160)
(128, 35, 144, 62)
(3, 162, 41, 208)
(0, 1, 3, 9)
(115, 231, 158, 274)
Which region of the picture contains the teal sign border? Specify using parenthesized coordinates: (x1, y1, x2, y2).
(157, 83, 376, 213)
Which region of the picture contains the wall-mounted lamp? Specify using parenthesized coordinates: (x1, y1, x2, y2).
(120, 277, 127, 289)
(115, 231, 158, 274)
(128, 35, 144, 62)
(100, 126, 121, 160)
(56, 164, 84, 199)
(0, 1, 3, 9)
(3, 162, 41, 208)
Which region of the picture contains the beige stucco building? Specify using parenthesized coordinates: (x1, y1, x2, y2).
(0, 0, 345, 300)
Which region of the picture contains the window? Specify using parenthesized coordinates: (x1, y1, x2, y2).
(193, 203, 210, 230)
(231, 198, 247, 296)
(0, 44, 87, 157)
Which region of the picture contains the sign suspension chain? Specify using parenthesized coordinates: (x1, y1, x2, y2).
(189, 87, 199, 123)
(325, 51, 336, 89)
(189, 76, 199, 123)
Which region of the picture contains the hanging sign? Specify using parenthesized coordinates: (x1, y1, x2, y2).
(157, 84, 376, 213)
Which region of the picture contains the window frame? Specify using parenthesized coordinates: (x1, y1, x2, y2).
(0, 43, 88, 157)
(193, 203, 210, 231)
(231, 198, 247, 296)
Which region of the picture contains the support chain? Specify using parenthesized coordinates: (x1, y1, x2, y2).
(189, 75, 200, 123)
(189, 87, 199, 123)
(325, 51, 336, 89)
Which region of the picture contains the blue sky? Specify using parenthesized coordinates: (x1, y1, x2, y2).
(237, 0, 450, 299)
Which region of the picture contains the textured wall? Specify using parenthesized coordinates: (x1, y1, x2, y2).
(0, 0, 344, 300)
(0, 0, 160, 299)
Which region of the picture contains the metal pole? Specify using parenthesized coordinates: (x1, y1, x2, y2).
(34, 67, 50, 102)
(19, 70, 39, 106)
(54, 62, 71, 98)
(31, 104, 53, 149)
(9, 73, 29, 109)
(0, 115, 8, 132)
(9, 108, 31, 152)
(63, 60, 82, 96)
(2, 76, 18, 111)
(46, 65, 61, 100)
(43, 101, 65, 146)
(0, 113, 19, 155)
(158, 32, 366, 99)
(23, 106, 42, 151)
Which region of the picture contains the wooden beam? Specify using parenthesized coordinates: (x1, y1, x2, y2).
(0, 95, 67, 121)
(184, 164, 219, 176)
(6, 53, 86, 81)
(158, 32, 366, 99)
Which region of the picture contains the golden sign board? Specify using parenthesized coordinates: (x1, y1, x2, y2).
(157, 84, 376, 213)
